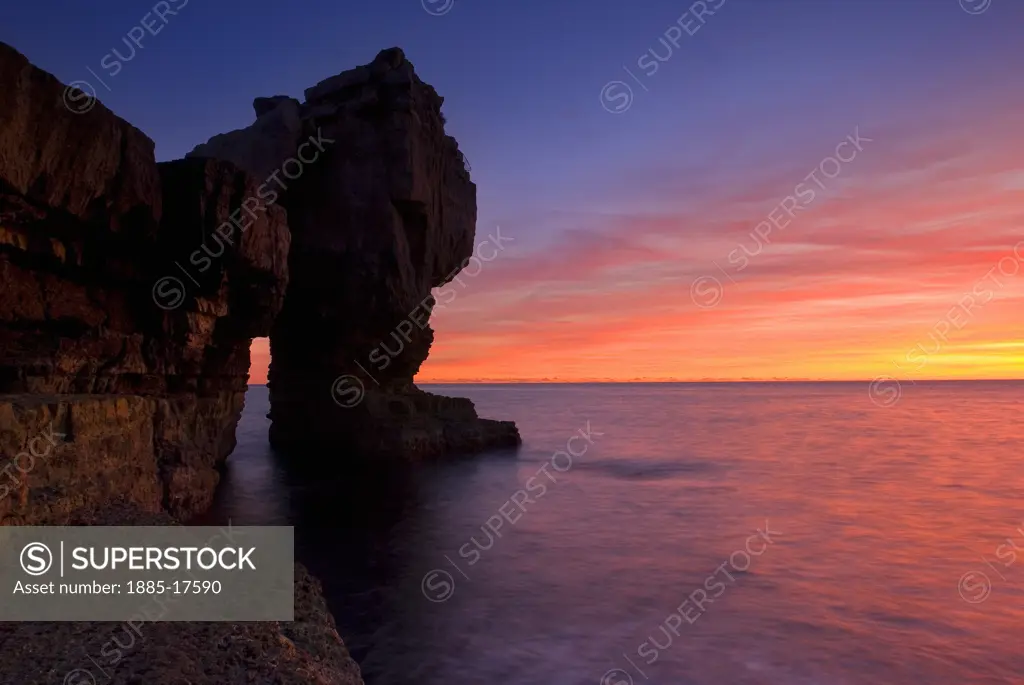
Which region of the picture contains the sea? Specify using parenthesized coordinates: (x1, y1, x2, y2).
(199, 381, 1024, 685)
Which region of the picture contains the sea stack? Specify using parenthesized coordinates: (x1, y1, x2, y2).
(187, 47, 521, 460)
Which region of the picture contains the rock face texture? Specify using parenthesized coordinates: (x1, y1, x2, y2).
(0, 43, 289, 520)
(188, 47, 521, 459)
(0, 41, 361, 685)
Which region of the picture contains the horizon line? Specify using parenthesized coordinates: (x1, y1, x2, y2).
(246, 378, 1024, 385)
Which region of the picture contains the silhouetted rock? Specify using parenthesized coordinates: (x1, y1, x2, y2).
(187, 47, 521, 460)
(254, 94, 295, 117)
(191, 96, 304, 181)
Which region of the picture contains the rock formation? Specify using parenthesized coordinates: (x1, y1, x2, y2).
(0, 40, 362, 684)
(0, 42, 290, 521)
(0, 40, 519, 685)
(187, 47, 521, 460)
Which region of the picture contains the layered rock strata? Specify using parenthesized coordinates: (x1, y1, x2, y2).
(0, 42, 289, 520)
(0, 41, 360, 684)
(187, 47, 521, 459)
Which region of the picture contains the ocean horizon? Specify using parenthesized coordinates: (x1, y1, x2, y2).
(249, 379, 1024, 385)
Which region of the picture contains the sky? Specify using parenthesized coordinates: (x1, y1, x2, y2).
(4, 0, 1024, 382)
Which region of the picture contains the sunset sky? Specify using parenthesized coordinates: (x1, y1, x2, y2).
(6, 0, 1023, 382)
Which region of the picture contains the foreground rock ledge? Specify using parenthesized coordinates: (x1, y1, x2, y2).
(0, 508, 362, 685)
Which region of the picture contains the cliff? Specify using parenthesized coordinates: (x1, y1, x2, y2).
(0, 41, 359, 684)
(0, 42, 290, 522)
(0, 40, 521, 685)
(187, 47, 521, 459)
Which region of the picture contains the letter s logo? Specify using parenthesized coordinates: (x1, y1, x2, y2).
(21, 543, 53, 576)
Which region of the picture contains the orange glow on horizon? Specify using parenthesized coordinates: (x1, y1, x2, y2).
(247, 106, 1024, 385)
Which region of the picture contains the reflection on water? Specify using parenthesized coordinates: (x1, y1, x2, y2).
(200, 382, 1024, 684)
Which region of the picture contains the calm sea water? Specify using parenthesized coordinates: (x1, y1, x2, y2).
(202, 382, 1024, 685)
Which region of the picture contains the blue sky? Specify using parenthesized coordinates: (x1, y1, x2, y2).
(4, 0, 1024, 381)
(4, 0, 1018, 244)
